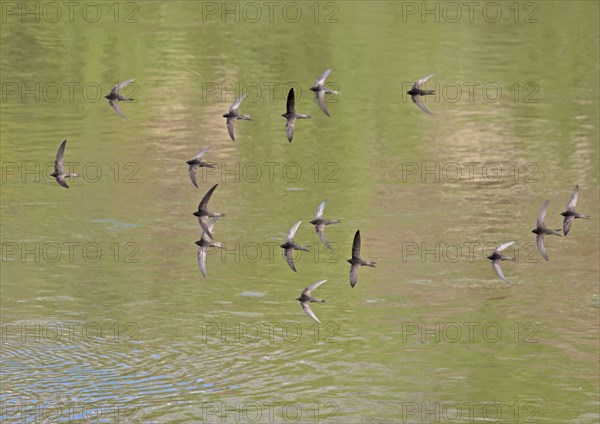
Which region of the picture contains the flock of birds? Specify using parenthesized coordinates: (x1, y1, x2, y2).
(489, 186, 589, 284)
(47, 71, 589, 322)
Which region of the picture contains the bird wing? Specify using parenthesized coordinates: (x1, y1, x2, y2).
(316, 69, 332, 86)
(188, 164, 198, 188)
(229, 93, 247, 112)
(286, 221, 302, 242)
(202, 217, 218, 242)
(414, 74, 435, 89)
(317, 90, 330, 117)
(492, 260, 511, 284)
(411, 95, 433, 115)
(350, 263, 360, 288)
(537, 200, 549, 228)
(285, 118, 295, 142)
(286, 88, 296, 114)
(563, 216, 574, 237)
(536, 234, 549, 261)
(226, 118, 236, 141)
(198, 217, 214, 241)
(54, 139, 67, 174)
(566, 185, 579, 211)
(197, 246, 207, 278)
(109, 100, 127, 120)
(284, 248, 297, 272)
(314, 199, 327, 219)
(495, 241, 516, 254)
(351, 230, 361, 259)
(315, 224, 332, 250)
(207, 216, 218, 232)
(193, 146, 212, 160)
(303, 279, 327, 296)
(301, 302, 321, 323)
(56, 176, 69, 189)
(112, 79, 135, 93)
(198, 184, 218, 211)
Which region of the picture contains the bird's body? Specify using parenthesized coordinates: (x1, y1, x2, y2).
(487, 241, 516, 284)
(186, 146, 215, 188)
(310, 69, 339, 117)
(193, 184, 225, 240)
(281, 88, 311, 142)
(50, 139, 77, 189)
(347, 230, 376, 287)
(297, 280, 327, 323)
(560, 185, 589, 236)
(194, 217, 223, 278)
(407, 74, 435, 115)
(223, 93, 251, 141)
(280, 221, 310, 272)
(105, 79, 135, 120)
(310, 199, 340, 250)
(532, 200, 562, 261)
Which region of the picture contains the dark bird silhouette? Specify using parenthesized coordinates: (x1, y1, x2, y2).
(407, 74, 435, 115)
(105, 79, 135, 120)
(280, 221, 310, 272)
(223, 93, 251, 141)
(310, 199, 340, 250)
(532, 200, 562, 261)
(347, 230, 376, 287)
(195, 217, 223, 278)
(50, 139, 77, 189)
(561, 185, 589, 236)
(186, 146, 215, 188)
(487, 241, 516, 284)
(193, 184, 225, 240)
(281, 88, 311, 142)
(310, 69, 339, 117)
(297, 280, 327, 323)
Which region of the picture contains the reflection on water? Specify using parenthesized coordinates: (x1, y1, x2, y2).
(1, 1, 598, 423)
